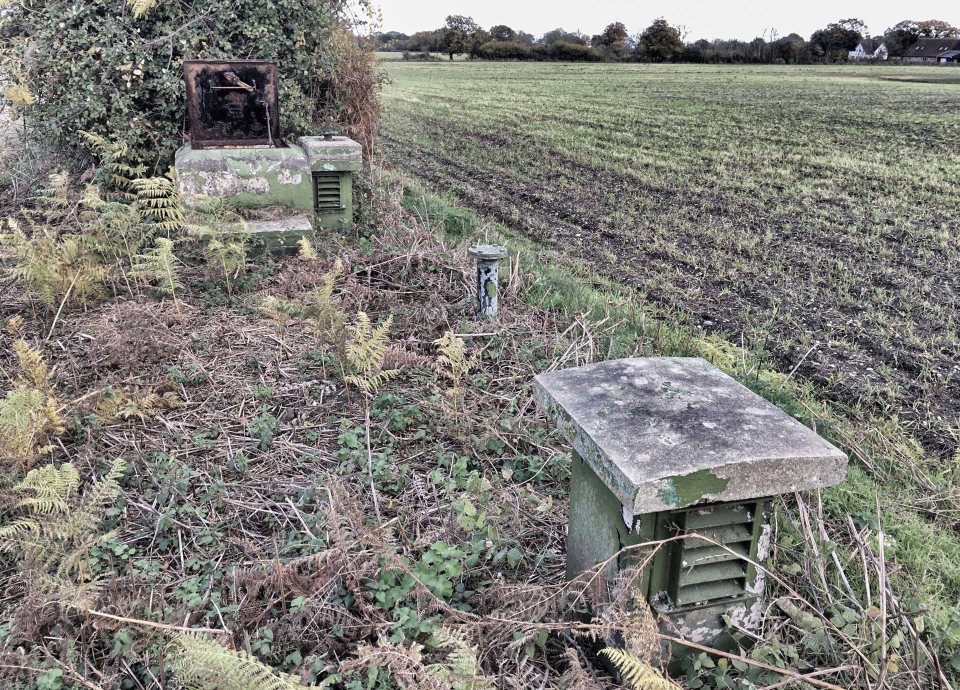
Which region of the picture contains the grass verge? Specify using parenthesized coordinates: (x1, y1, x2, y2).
(397, 173, 960, 686)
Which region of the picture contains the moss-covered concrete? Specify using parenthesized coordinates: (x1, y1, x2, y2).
(175, 137, 363, 232)
(175, 144, 314, 212)
(534, 357, 847, 514)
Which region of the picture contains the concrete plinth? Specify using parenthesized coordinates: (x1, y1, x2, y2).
(534, 357, 848, 651)
(534, 357, 847, 517)
(174, 135, 363, 237)
(175, 144, 314, 212)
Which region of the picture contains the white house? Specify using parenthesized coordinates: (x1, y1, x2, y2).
(848, 39, 889, 61)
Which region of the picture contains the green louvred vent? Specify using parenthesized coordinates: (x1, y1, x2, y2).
(313, 172, 343, 211)
(663, 499, 769, 609)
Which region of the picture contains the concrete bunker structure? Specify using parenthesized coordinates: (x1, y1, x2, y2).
(534, 357, 848, 649)
(173, 60, 362, 252)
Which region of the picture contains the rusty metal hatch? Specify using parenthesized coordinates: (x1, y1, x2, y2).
(183, 60, 280, 149)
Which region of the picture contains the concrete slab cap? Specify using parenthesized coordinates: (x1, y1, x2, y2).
(468, 244, 508, 261)
(534, 357, 847, 515)
(298, 136, 363, 171)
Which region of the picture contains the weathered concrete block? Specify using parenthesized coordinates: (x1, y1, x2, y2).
(534, 357, 848, 651)
(175, 144, 314, 212)
(241, 216, 314, 255)
(534, 357, 847, 517)
(175, 136, 364, 234)
(298, 135, 363, 172)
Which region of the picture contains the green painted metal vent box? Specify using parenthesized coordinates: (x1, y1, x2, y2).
(534, 357, 847, 648)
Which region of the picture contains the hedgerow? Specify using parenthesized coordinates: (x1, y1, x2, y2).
(0, 0, 379, 168)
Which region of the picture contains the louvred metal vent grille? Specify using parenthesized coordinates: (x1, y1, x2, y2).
(314, 172, 342, 211)
(668, 501, 759, 607)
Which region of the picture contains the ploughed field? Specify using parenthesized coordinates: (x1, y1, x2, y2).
(382, 62, 960, 455)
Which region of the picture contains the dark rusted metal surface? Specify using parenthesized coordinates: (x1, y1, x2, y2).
(183, 60, 280, 149)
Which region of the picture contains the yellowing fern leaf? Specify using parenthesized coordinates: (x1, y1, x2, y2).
(133, 174, 185, 232)
(297, 238, 318, 260)
(302, 259, 345, 344)
(128, 0, 164, 18)
(433, 331, 477, 421)
(0, 341, 65, 467)
(171, 633, 323, 690)
(1, 227, 108, 309)
(344, 312, 400, 395)
(132, 238, 182, 310)
(3, 84, 35, 106)
(0, 458, 125, 589)
(600, 648, 679, 690)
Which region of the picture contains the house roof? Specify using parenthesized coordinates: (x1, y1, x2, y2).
(858, 39, 882, 53)
(905, 38, 960, 58)
(940, 50, 960, 59)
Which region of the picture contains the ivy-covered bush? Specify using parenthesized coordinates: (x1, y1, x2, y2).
(0, 0, 377, 168)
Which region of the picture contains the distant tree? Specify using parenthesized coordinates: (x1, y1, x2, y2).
(916, 19, 960, 38)
(684, 39, 712, 63)
(592, 21, 629, 47)
(638, 18, 684, 61)
(437, 15, 481, 60)
(469, 28, 492, 58)
(810, 18, 866, 61)
(885, 20, 921, 55)
(476, 39, 533, 60)
(490, 24, 516, 41)
(772, 33, 806, 63)
(540, 28, 587, 46)
(516, 31, 536, 46)
(377, 31, 409, 51)
(838, 18, 869, 38)
(884, 19, 960, 56)
(407, 30, 438, 54)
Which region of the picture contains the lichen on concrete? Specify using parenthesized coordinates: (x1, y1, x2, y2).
(175, 143, 314, 212)
(534, 357, 847, 513)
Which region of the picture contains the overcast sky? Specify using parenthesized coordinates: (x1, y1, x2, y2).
(374, 1, 960, 41)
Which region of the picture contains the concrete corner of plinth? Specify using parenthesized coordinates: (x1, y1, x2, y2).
(298, 136, 363, 171)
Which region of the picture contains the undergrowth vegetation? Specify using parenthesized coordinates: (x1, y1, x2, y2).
(0, 0, 381, 167)
(0, 142, 957, 690)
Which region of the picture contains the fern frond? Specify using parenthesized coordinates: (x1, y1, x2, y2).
(97, 388, 184, 422)
(132, 237, 182, 304)
(0, 341, 65, 466)
(13, 340, 57, 390)
(427, 629, 493, 690)
(6, 314, 26, 336)
(343, 312, 401, 395)
(1, 227, 108, 309)
(170, 633, 321, 690)
(54, 458, 126, 548)
(133, 174, 185, 233)
(600, 649, 678, 690)
(302, 259, 345, 343)
(0, 518, 41, 548)
(3, 83, 35, 107)
(15, 463, 80, 509)
(78, 130, 141, 198)
(128, 0, 164, 18)
(297, 238, 318, 260)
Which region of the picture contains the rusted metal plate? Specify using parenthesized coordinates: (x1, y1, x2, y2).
(183, 60, 280, 149)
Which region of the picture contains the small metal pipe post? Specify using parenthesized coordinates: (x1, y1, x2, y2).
(468, 244, 508, 318)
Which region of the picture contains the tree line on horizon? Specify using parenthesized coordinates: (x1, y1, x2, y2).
(370, 16, 960, 63)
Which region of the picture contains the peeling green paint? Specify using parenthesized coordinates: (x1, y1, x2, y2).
(657, 469, 729, 507)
